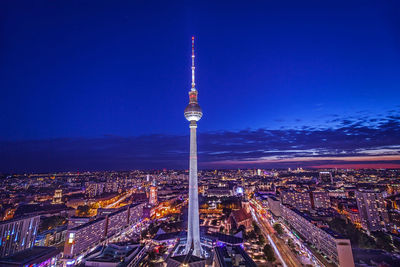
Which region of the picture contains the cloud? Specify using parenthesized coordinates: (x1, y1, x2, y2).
(1, 112, 400, 173)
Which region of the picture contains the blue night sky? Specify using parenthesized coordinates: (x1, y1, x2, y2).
(1, 0, 400, 172)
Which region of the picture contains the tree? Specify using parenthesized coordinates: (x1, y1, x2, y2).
(263, 244, 276, 262)
(287, 238, 295, 249)
(147, 250, 156, 260)
(158, 245, 167, 255)
(327, 217, 376, 249)
(258, 234, 265, 245)
(337, 202, 344, 212)
(273, 223, 284, 235)
(141, 229, 149, 239)
(287, 239, 298, 254)
(372, 231, 394, 252)
(393, 236, 400, 251)
(77, 205, 90, 216)
(222, 208, 232, 218)
(247, 230, 257, 240)
(148, 222, 158, 236)
(253, 222, 261, 235)
(229, 224, 238, 235)
(39, 215, 66, 232)
(237, 224, 246, 233)
(358, 232, 375, 249)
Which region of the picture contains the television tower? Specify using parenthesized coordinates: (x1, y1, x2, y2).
(184, 36, 203, 257)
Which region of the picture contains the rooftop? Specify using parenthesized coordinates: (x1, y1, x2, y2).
(70, 216, 105, 231)
(214, 245, 257, 267)
(0, 246, 60, 266)
(85, 242, 144, 264)
(170, 254, 205, 264)
(0, 214, 40, 226)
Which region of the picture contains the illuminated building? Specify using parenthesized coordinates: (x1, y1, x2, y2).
(0, 215, 40, 257)
(226, 209, 252, 233)
(68, 216, 90, 229)
(149, 178, 158, 206)
(266, 195, 282, 217)
(281, 205, 355, 267)
(213, 245, 257, 267)
(63, 216, 107, 261)
(311, 190, 331, 209)
(0, 246, 60, 267)
(281, 190, 312, 211)
(34, 225, 67, 247)
(240, 178, 250, 213)
(206, 188, 232, 197)
(319, 171, 333, 184)
(84, 242, 146, 267)
(63, 203, 144, 263)
(355, 189, 389, 231)
(184, 36, 203, 257)
(52, 189, 63, 204)
(345, 206, 361, 227)
(105, 208, 130, 237)
(85, 182, 104, 198)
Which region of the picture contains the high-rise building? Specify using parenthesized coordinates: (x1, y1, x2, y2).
(85, 182, 105, 198)
(0, 215, 40, 257)
(149, 179, 158, 206)
(281, 190, 312, 211)
(319, 171, 333, 184)
(311, 190, 331, 209)
(184, 36, 203, 257)
(63, 203, 144, 262)
(281, 205, 355, 267)
(356, 189, 389, 231)
(52, 189, 63, 204)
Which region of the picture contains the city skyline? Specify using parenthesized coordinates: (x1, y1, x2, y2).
(2, 2, 400, 267)
(1, 115, 400, 172)
(1, 0, 400, 172)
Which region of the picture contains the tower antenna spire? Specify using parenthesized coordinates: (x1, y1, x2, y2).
(191, 36, 195, 89)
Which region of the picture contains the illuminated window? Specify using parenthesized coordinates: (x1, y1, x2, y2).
(68, 233, 75, 244)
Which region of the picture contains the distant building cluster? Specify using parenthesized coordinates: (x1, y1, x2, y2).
(0, 168, 399, 266)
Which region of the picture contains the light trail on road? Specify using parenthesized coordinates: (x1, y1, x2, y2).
(267, 234, 288, 267)
(250, 207, 289, 267)
(250, 199, 323, 267)
(105, 192, 132, 208)
(250, 203, 302, 267)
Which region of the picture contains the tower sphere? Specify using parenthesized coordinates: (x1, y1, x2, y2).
(184, 99, 202, 121)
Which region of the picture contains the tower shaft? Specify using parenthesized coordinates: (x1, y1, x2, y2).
(185, 121, 202, 256)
